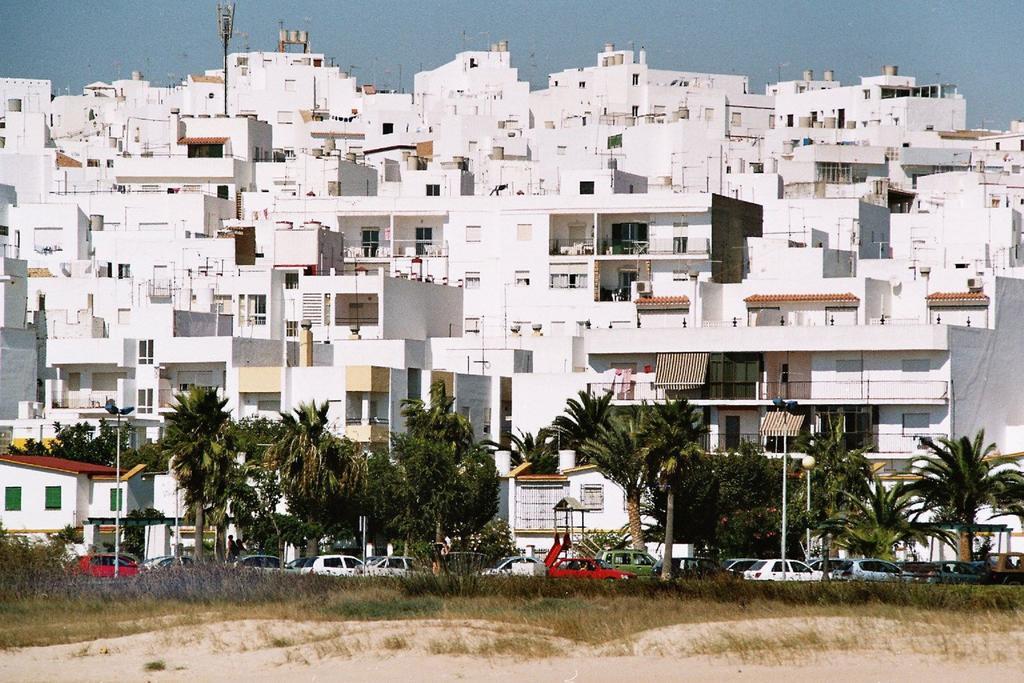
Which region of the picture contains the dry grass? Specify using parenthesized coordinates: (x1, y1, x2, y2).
(143, 659, 166, 671)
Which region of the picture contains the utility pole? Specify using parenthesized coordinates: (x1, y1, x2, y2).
(217, 3, 235, 117)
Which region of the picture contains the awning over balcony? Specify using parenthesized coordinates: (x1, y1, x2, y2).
(654, 352, 709, 389)
(760, 411, 805, 437)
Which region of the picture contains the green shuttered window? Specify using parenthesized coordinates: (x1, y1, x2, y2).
(44, 486, 61, 510)
(4, 486, 21, 511)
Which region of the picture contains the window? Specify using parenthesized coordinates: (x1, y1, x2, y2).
(863, 89, 871, 99)
(465, 317, 481, 333)
(426, 184, 441, 196)
(731, 111, 742, 126)
(138, 339, 154, 365)
(549, 263, 589, 289)
(137, 388, 154, 414)
(110, 488, 123, 512)
(465, 225, 481, 243)
(902, 413, 930, 431)
(284, 272, 300, 290)
(515, 270, 530, 287)
(581, 484, 604, 510)
(578, 81, 586, 88)
(4, 486, 21, 511)
(382, 122, 394, 135)
(704, 107, 715, 121)
(415, 226, 433, 254)
(44, 486, 61, 510)
(117, 264, 131, 279)
(556, 145, 567, 156)
(323, 557, 342, 568)
(277, 111, 292, 124)
(835, 359, 862, 373)
(187, 143, 223, 158)
(361, 228, 380, 256)
(245, 294, 267, 325)
(285, 320, 298, 337)
(632, 105, 639, 117)
(284, 79, 296, 92)
(632, 73, 639, 86)
(465, 272, 481, 289)
(579, 181, 595, 195)
(516, 223, 532, 241)
(902, 358, 930, 373)
(0, 225, 7, 236)
(786, 114, 794, 127)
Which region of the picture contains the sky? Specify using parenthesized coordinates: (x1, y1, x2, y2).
(2, 1, 1023, 128)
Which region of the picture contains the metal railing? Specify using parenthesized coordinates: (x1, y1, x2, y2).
(549, 238, 595, 256)
(586, 379, 949, 402)
(873, 433, 945, 453)
(51, 391, 118, 410)
(1, 244, 20, 259)
(345, 416, 389, 426)
(391, 239, 448, 257)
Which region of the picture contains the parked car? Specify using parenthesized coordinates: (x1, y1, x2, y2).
(596, 549, 658, 576)
(901, 561, 986, 585)
(548, 557, 635, 580)
(78, 554, 139, 578)
(482, 555, 545, 576)
(363, 556, 418, 576)
(303, 555, 363, 576)
(284, 557, 316, 573)
(140, 555, 193, 571)
(984, 553, 1024, 585)
(743, 559, 822, 581)
(652, 557, 724, 579)
(723, 558, 760, 575)
(236, 554, 281, 570)
(830, 559, 909, 582)
(808, 558, 844, 572)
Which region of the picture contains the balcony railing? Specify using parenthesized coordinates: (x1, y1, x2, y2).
(873, 433, 945, 453)
(51, 391, 118, 410)
(345, 416, 390, 426)
(549, 238, 595, 256)
(392, 239, 448, 257)
(586, 379, 949, 402)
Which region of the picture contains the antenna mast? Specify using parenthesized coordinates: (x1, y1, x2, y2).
(216, 2, 235, 116)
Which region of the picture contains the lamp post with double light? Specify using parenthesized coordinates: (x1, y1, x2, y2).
(105, 399, 134, 577)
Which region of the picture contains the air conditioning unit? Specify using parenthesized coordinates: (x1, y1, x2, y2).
(967, 277, 983, 291)
(635, 281, 652, 296)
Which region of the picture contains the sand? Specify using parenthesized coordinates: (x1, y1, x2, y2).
(1, 616, 1019, 682)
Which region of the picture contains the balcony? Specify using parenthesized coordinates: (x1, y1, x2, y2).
(701, 432, 943, 455)
(51, 390, 118, 410)
(586, 379, 949, 403)
(549, 238, 595, 256)
(392, 239, 448, 258)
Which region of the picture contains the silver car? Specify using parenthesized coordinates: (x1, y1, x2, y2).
(831, 559, 909, 582)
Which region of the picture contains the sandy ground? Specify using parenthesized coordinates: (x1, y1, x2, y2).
(1, 616, 1020, 682)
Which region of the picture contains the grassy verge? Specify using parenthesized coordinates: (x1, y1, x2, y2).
(2, 566, 1022, 651)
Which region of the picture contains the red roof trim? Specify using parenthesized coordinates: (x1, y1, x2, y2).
(926, 291, 989, 302)
(635, 296, 690, 306)
(0, 455, 117, 476)
(178, 137, 229, 145)
(745, 292, 860, 304)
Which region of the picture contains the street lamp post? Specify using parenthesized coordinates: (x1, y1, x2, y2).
(773, 397, 798, 578)
(802, 454, 816, 561)
(105, 400, 135, 577)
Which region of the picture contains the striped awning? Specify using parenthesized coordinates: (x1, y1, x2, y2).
(654, 352, 709, 389)
(760, 411, 805, 437)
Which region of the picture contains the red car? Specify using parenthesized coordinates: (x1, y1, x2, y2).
(547, 557, 635, 580)
(78, 554, 139, 578)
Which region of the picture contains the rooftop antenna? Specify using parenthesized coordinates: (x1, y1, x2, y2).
(216, 2, 235, 116)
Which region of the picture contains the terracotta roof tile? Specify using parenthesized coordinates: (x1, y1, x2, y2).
(178, 136, 229, 145)
(635, 296, 690, 306)
(55, 152, 82, 168)
(27, 267, 53, 277)
(190, 74, 224, 84)
(926, 291, 989, 302)
(744, 292, 860, 304)
(0, 455, 117, 477)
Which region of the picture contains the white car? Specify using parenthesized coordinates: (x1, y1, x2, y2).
(298, 554, 364, 576)
(482, 555, 546, 576)
(362, 556, 418, 576)
(743, 559, 823, 581)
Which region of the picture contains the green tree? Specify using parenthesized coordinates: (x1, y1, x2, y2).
(583, 407, 651, 549)
(714, 449, 789, 559)
(551, 390, 614, 462)
(824, 479, 951, 560)
(122, 507, 164, 558)
(266, 401, 362, 554)
(508, 428, 558, 474)
(911, 431, 1021, 561)
(644, 400, 706, 579)
(163, 387, 233, 562)
(401, 380, 474, 453)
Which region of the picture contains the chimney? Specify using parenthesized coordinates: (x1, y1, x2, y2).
(823, 69, 834, 82)
(558, 450, 577, 472)
(531, 322, 543, 336)
(494, 450, 512, 476)
(883, 65, 899, 76)
(638, 48, 646, 65)
(803, 69, 814, 81)
(604, 42, 615, 53)
(299, 319, 313, 367)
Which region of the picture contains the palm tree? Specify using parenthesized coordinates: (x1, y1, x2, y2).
(552, 390, 614, 463)
(401, 380, 474, 452)
(645, 400, 706, 580)
(509, 428, 558, 473)
(266, 401, 362, 554)
(583, 407, 650, 549)
(825, 478, 952, 560)
(164, 387, 233, 562)
(911, 431, 1020, 561)
(795, 417, 873, 575)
